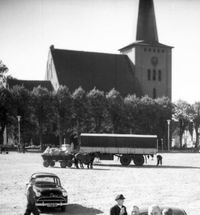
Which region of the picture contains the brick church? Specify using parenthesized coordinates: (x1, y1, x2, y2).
(8, 0, 173, 99)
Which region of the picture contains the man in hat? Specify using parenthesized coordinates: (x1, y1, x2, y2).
(110, 194, 127, 215)
(24, 177, 40, 215)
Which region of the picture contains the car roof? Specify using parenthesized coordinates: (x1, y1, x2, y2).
(31, 172, 59, 178)
(139, 206, 186, 215)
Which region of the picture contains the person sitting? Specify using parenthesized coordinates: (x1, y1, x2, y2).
(148, 205, 162, 215)
(110, 194, 127, 215)
(131, 205, 140, 215)
(162, 208, 173, 215)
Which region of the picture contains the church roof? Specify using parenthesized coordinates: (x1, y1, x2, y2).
(136, 0, 158, 42)
(7, 79, 53, 91)
(50, 47, 138, 96)
(119, 41, 173, 52)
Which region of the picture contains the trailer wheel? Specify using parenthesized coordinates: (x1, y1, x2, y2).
(50, 160, 55, 167)
(133, 155, 144, 166)
(43, 160, 50, 168)
(120, 156, 131, 166)
(60, 160, 67, 168)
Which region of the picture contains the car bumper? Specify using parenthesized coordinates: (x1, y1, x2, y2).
(36, 202, 68, 207)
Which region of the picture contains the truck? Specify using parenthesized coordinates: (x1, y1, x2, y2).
(80, 133, 158, 166)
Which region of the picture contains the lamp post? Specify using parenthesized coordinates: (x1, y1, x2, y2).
(17, 115, 21, 148)
(167, 119, 171, 151)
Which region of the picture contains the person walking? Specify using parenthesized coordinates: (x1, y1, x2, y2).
(24, 177, 40, 215)
(110, 194, 127, 215)
(156, 154, 162, 166)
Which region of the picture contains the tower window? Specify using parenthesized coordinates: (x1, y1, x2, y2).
(158, 70, 162, 81)
(153, 88, 157, 99)
(147, 69, 151, 80)
(153, 70, 156, 80)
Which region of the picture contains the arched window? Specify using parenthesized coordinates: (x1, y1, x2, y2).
(153, 88, 157, 99)
(147, 69, 151, 80)
(153, 70, 156, 80)
(158, 70, 161, 81)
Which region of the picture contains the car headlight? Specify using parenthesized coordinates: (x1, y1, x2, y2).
(35, 190, 41, 197)
(62, 190, 68, 197)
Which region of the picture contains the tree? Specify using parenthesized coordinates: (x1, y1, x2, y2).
(31, 86, 53, 149)
(192, 102, 200, 148)
(10, 86, 33, 145)
(53, 86, 73, 145)
(0, 87, 13, 144)
(72, 87, 90, 134)
(124, 94, 140, 133)
(87, 88, 111, 133)
(0, 60, 8, 88)
(173, 100, 194, 148)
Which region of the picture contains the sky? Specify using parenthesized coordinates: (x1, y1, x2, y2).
(0, 0, 200, 103)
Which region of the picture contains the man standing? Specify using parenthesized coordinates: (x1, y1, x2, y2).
(156, 154, 163, 166)
(24, 177, 40, 215)
(110, 194, 127, 215)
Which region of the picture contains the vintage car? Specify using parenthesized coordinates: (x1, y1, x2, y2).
(27, 172, 68, 211)
(138, 206, 187, 215)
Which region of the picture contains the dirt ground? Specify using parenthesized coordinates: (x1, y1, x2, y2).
(0, 152, 200, 215)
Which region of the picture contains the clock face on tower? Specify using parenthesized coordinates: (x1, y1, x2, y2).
(151, 56, 158, 66)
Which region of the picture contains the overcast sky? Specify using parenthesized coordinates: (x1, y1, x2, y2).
(0, 0, 200, 103)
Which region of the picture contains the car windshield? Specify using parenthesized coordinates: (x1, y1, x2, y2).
(34, 176, 61, 188)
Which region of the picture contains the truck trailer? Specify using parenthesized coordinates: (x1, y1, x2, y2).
(80, 133, 158, 166)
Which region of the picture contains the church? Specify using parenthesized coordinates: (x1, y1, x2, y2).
(8, 0, 173, 99)
(45, 0, 173, 99)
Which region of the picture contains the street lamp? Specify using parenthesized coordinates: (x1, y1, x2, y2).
(17, 115, 21, 148)
(167, 119, 171, 151)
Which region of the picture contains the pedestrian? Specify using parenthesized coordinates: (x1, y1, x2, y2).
(148, 205, 162, 215)
(110, 194, 127, 215)
(131, 205, 140, 215)
(162, 208, 173, 215)
(156, 154, 162, 166)
(24, 177, 40, 215)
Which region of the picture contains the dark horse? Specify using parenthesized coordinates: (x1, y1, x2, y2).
(74, 152, 98, 169)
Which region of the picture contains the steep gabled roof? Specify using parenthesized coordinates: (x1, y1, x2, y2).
(51, 47, 138, 96)
(7, 79, 53, 91)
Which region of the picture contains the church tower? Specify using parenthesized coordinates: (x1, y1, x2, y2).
(119, 0, 173, 99)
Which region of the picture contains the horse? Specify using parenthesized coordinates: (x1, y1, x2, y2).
(74, 152, 98, 169)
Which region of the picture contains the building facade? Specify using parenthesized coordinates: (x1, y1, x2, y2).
(46, 0, 173, 99)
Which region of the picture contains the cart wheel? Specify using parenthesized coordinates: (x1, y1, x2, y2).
(43, 160, 50, 168)
(67, 160, 72, 168)
(50, 160, 55, 167)
(60, 160, 67, 168)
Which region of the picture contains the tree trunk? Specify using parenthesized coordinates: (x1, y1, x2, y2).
(179, 132, 183, 148)
(39, 123, 43, 150)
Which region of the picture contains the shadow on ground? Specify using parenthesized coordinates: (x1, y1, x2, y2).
(94, 163, 200, 169)
(51, 166, 110, 171)
(40, 204, 103, 215)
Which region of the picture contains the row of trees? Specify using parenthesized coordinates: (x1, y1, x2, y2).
(0, 85, 174, 149)
(0, 61, 200, 149)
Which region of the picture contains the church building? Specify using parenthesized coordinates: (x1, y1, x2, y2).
(45, 0, 173, 99)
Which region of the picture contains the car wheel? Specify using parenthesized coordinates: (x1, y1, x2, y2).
(43, 160, 50, 167)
